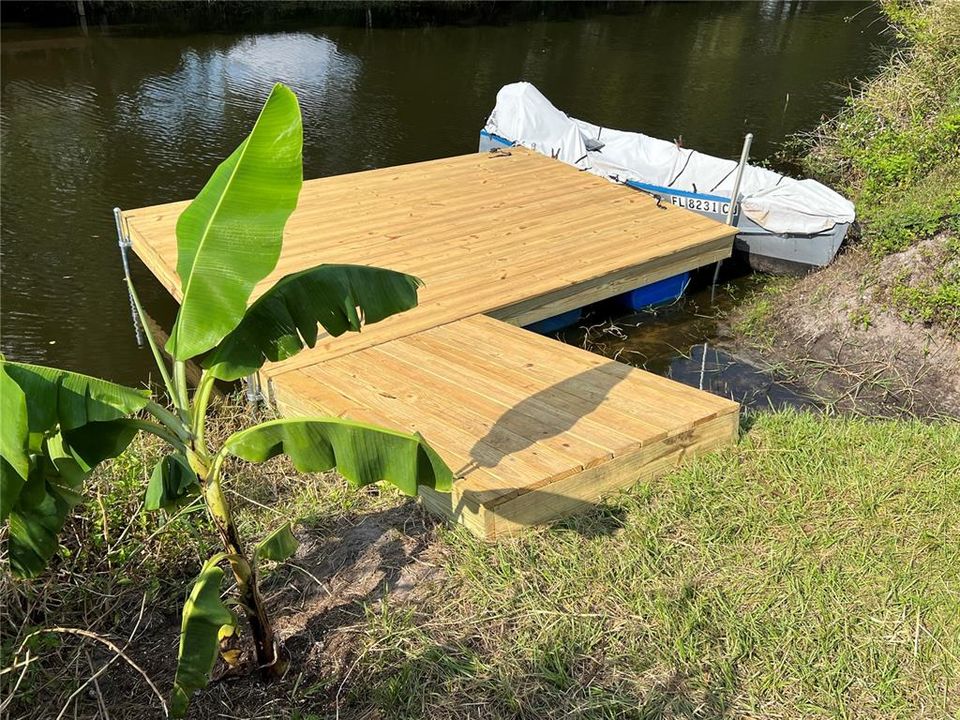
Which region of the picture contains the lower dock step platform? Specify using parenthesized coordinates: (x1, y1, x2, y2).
(264, 315, 740, 539)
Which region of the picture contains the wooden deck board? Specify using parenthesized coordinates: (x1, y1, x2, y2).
(125, 147, 740, 537)
(271, 316, 739, 537)
(125, 148, 735, 370)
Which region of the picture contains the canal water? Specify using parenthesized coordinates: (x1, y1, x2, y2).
(1, 2, 891, 398)
(558, 269, 822, 411)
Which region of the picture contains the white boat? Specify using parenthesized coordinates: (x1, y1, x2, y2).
(479, 82, 856, 274)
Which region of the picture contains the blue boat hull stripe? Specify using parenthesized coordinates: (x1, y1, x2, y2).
(479, 129, 514, 147)
(482, 132, 731, 203)
(625, 180, 731, 204)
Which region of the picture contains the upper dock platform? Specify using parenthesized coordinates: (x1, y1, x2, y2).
(124, 147, 739, 537)
(124, 148, 735, 370)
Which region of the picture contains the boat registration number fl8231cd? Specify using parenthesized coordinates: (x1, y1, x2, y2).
(670, 195, 731, 216)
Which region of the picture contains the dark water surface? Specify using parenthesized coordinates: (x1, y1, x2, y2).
(2, 3, 890, 387)
(558, 270, 822, 411)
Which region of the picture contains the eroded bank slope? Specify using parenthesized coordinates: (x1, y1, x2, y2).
(735, 0, 959, 417)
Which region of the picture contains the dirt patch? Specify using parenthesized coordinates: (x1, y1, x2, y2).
(268, 502, 444, 685)
(4, 499, 446, 720)
(732, 235, 960, 417)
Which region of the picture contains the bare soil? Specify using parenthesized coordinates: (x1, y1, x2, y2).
(5, 499, 445, 720)
(733, 235, 960, 418)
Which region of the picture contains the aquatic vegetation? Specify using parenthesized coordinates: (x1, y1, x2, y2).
(0, 84, 451, 717)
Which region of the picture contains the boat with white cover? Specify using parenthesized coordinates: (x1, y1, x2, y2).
(479, 82, 855, 274)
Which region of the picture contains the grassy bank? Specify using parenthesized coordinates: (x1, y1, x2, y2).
(356, 411, 959, 719)
(733, 0, 960, 416)
(803, 0, 959, 261)
(806, 0, 959, 259)
(3, 405, 958, 718)
(808, 0, 960, 330)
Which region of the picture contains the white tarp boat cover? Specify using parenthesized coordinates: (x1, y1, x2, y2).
(484, 82, 855, 235)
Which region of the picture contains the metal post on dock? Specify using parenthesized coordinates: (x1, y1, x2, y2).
(245, 371, 262, 407)
(711, 132, 754, 301)
(113, 207, 145, 347)
(113, 206, 263, 405)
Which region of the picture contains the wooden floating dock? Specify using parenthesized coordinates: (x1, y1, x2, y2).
(124, 147, 740, 539)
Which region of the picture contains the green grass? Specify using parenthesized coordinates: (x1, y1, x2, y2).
(804, 0, 960, 258)
(349, 411, 960, 719)
(4, 408, 959, 718)
(889, 236, 960, 330)
(732, 277, 795, 350)
(855, 158, 960, 257)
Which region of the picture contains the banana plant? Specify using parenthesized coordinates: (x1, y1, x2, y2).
(0, 83, 452, 717)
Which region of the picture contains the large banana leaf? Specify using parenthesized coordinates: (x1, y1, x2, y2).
(1, 360, 149, 526)
(171, 557, 236, 718)
(0, 461, 26, 526)
(7, 434, 87, 578)
(224, 418, 453, 495)
(1, 361, 30, 521)
(6, 422, 143, 578)
(0, 360, 150, 434)
(62, 419, 141, 469)
(0, 358, 149, 575)
(202, 264, 423, 381)
(166, 83, 303, 361)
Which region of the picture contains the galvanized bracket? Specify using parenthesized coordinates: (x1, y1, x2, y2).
(113, 207, 144, 348)
(244, 372, 263, 406)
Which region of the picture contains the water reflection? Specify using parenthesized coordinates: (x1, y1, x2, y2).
(1, 3, 889, 385)
(126, 33, 362, 172)
(664, 345, 819, 412)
